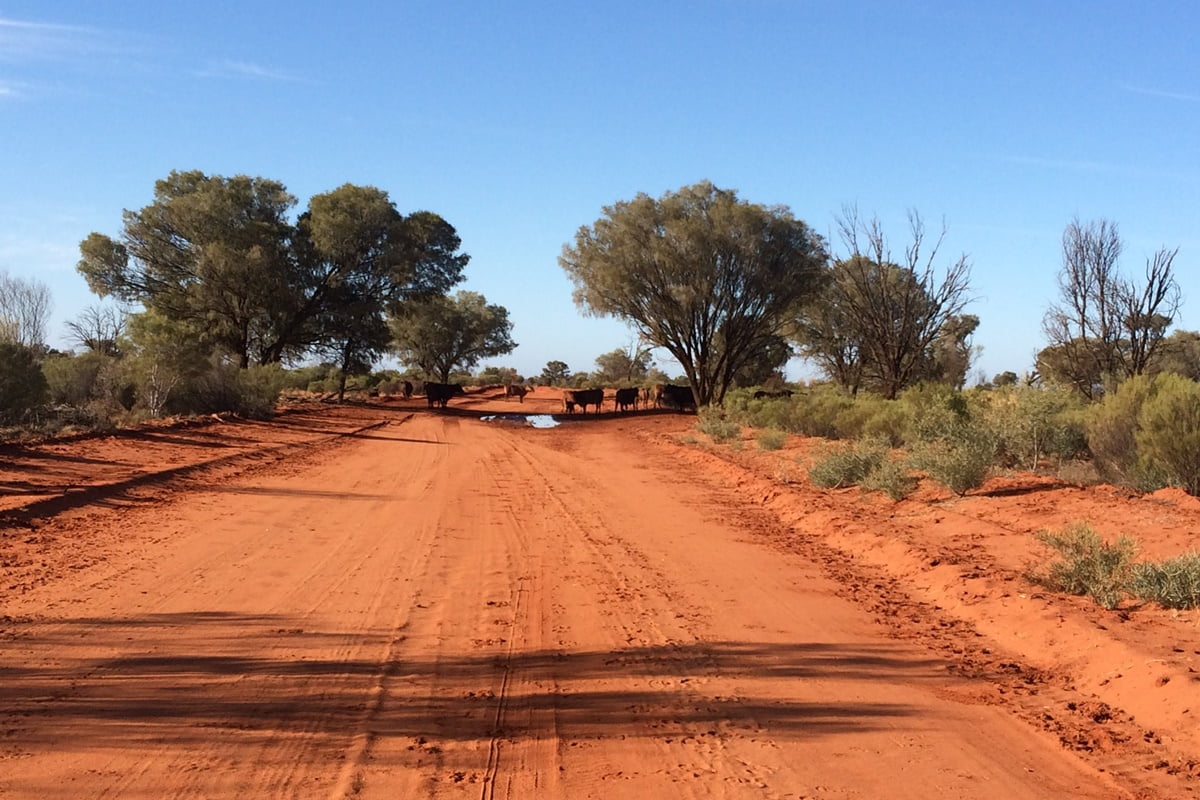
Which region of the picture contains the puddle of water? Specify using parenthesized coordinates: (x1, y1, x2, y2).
(480, 414, 560, 429)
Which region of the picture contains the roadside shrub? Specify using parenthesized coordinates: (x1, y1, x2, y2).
(1134, 373, 1200, 496)
(982, 385, 1087, 470)
(901, 383, 969, 443)
(835, 393, 908, 446)
(908, 420, 997, 496)
(1131, 553, 1200, 609)
(755, 428, 788, 451)
(696, 406, 740, 442)
(43, 352, 107, 406)
(791, 385, 857, 439)
(808, 438, 887, 488)
(0, 341, 48, 424)
(1035, 523, 1138, 609)
(173, 361, 284, 418)
(860, 458, 916, 501)
(1086, 374, 1165, 492)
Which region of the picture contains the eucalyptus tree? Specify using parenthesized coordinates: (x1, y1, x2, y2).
(77, 170, 296, 368)
(560, 181, 826, 405)
(390, 290, 516, 383)
(77, 171, 469, 372)
(288, 185, 468, 392)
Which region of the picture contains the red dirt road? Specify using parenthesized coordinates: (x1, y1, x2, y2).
(0, 389, 1194, 798)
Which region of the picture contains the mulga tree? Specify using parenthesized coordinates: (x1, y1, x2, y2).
(390, 290, 517, 383)
(560, 181, 826, 405)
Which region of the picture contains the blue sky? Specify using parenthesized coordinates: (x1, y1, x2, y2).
(2, 1, 1197, 382)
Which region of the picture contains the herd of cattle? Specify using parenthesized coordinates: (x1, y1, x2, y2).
(416, 382, 697, 413)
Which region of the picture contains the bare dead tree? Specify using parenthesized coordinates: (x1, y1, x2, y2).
(1042, 218, 1181, 398)
(1121, 246, 1181, 377)
(0, 270, 52, 349)
(826, 206, 974, 399)
(65, 303, 127, 356)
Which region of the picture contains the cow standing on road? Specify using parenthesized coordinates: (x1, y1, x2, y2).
(615, 387, 639, 412)
(563, 388, 603, 414)
(505, 384, 528, 403)
(659, 384, 697, 413)
(425, 382, 465, 409)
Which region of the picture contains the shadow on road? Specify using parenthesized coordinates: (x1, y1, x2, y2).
(0, 612, 926, 749)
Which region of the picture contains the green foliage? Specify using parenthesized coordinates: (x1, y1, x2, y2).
(908, 422, 996, 496)
(1035, 523, 1138, 609)
(1134, 373, 1200, 496)
(831, 392, 908, 445)
(1150, 330, 1200, 380)
(593, 345, 652, 386)
(755, 428, 788, 451)
(980, 385, 1087, 470)
(0, 341, 48, 424)
(790, 213, 974, 400)
(78, 170, 468, 370)
(808, 438, 887, 488)
(696, 406, 740, 443)
(390, 290, 516, 383)
(560, 181, 827, 405)
(860, 457, 916, 501)
(43, 352, 109, 406)
(900, 383, 969, 443)
(540, 360, 571, 386)
(1085, 374, 1174, 493)
(897, 384, 997, 495)
(1131, 553, 1200, 610)
(180, 362, 284, 418)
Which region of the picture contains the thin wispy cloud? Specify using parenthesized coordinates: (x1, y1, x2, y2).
(195, 59, 300, 82)
(1120, 83, 1200, 103)
(0, 16, 111, 62)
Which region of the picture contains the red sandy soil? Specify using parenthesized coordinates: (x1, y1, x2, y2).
(0, 386, 1196, 799)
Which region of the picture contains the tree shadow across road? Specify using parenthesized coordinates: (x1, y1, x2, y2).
(0, 612, 927, 753)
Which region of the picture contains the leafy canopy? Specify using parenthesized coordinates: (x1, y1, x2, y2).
(560, 181, 826, 405)
(390, 290, 516, 384)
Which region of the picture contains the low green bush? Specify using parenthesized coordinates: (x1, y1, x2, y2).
(755, 428, 788, 451)
(1135, 374, 1200, 496)
(1086, 374, 1165, 492)
(1035, 523, 1138, 609)
(1131, 552, 1200, 609)
(908, 423, 997, 496)
(696, 406, 740, 443)
(860, 458, 916, 501)
(981, 385, 1087, 470)
(0, 342, 48, 424)
(808, 438, 887, 488)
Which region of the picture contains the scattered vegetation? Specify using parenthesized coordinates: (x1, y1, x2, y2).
(1035, 522, 1200, 611)
(807, 438, 887, 489)
(755, 428, 788, 451)
(696, 406, 741, 443)
(860, 458, 916, 501)
(1035, 523, 1139, 609)
(1131, 553, 1200, 610)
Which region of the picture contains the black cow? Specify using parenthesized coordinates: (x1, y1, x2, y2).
(614, 387, 639, 412)
(505, 384, 528, 402)
(563, 388, 603, 414)
(753, 389, 793, 400)
(402, 380, 414, 399)
(425, 381, 465, 409)
(659, 384, 696, 413)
